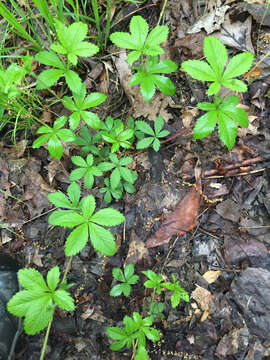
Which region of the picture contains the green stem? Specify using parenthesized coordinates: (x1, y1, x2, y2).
(40, 308, 55, 360)
(157, 0, 168, 26)
(39, 257, 73, 360)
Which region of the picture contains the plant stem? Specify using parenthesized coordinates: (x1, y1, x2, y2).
(157, 0, 168, 26)
(40, 308, 55, 360)
(39, 257, 73, 360)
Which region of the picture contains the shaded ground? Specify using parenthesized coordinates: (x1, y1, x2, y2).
(1, 0, 270, 359)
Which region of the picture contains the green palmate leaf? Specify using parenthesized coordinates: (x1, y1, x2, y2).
(112, 267, 125, 282)
(140, 76, 156, 102)
(68, 182, 81, 205)
(144, 25, 168, 50)
(122, 283, 131, 297)
(91, 208, 125, 226)
(36, 69, 64, 89)
(46, 266, 60, 291)
(48, 135, 63, 159)
(223, 52, 254, 80)
(154, 116, 164, 134)
(136, 121, 154, 135)
(110, 283, 123, 296)
(35, 51, 65, 68)
(208, 82, 221, 96)
(53, 289, 75, 311)
(83, 92, 107, 108)
(32, 134, 50, 148)
(49, 210, 84, 227)
(81, 195, 96, 218)
(18, 268, 48, 292)
(65, 69, 82, 93)
(130, 15, 149, 49)
(153, 75, 176, 96)
(152, 139, 160, 152)
(107, 327, 127, 341)
(65, 223, 89, 256)
(110, 168, 121, 189)
(89, 223, 116, 256)
(203, 36, 227, 78)
(221, 79, 247, 92)
(23, 294, 53, 335)
(136, 137, 154, 149)
(135, 346, 149, 360)
(181, 60, 216, 82)
(218, 112, 238, 151)
(48, 192, 72, 209)
(198, 102, 217, 111)
(124, 264, 134, 280)
(193, 111, 217, 139)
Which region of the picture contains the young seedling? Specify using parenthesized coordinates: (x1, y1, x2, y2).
(162, 274, 190, 308)
(36, 21, 99, 93)
(101, 118, 134, 153)
(110, 264, 139, 297)
(69, 154, 103, 189)
(99, 178, 123, 204)
(181, 36, 254, 150)
(32, 115, 75, 159)
(62, 83, 106, 130)
(110, 16, 178, 102)
(136, 115, 170, 152)
(7, 266, 74, 335)
(74, 125, 100, 155)
(107, 312, 160, 359)
(98, 153, 137, 190)
(48, 182, 125, 256)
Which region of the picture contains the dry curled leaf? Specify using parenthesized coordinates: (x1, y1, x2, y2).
(145, 180, 201, 248)
(203, 270, 222, 284)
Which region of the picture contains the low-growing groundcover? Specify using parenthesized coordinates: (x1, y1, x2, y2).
(1, 0, 269, 359)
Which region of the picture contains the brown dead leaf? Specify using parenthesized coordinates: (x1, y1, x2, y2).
(243, 67, 262, 79)
(191, 286, 216, 314)
(145, 180, 201, 248)
(125, 230, 151, 267)
(181, 108, 199, 128)
(203, 270, 222, 284)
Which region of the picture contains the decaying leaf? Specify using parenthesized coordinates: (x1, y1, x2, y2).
(203, 270, 222, 284)
(187, 5, 230, 34)
(125, 230, 151, 267)
(191, 285, 216, 314)
(145, 180, 201, 248)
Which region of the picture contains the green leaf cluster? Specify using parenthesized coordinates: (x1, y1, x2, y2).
(110, 16, 168, 64)
(36, 21, 99, 93)
(48, 182, 125, 256)
(7, 267, 74, 335)
(142, 270, 189, 308)
(136, 116, 170, 151)
(194, 94, 249, 151)
(130, 56, 177, 102)
(110, 264, 139, 297)
(163, 274, 190, 308)
(110, 16, 177, 102)
(32, 116, 75, 159)
(181, 36, 254, 96)
(107, 312, 160, 359)
(62, 83, 106, 130)
(181, 36, 254, 151)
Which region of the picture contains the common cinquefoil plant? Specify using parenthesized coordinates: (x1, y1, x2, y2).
(36, 20, 99, 93)
(107, 266, 189, 359)
(48, 182, 125, 256)
(181, 36, 254, 150)
(110, 15, 178, 102)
